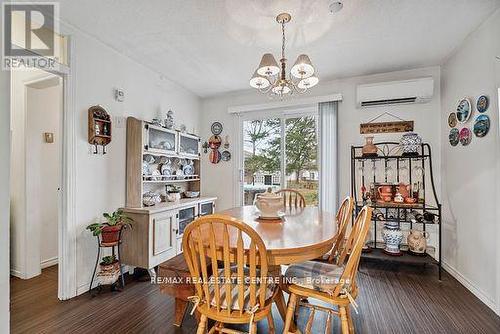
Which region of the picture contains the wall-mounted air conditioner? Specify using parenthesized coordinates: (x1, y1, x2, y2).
(356, 77, 434, 108)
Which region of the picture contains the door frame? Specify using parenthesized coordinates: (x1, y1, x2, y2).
(9, 38, 77, 300)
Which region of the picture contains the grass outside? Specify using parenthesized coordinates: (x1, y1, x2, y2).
(286, 180, 318, 206)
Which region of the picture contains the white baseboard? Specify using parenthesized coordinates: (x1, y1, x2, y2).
(442, 261, 499, 315)
(10, 269, 25, 279)
(41, 257, 58, 269)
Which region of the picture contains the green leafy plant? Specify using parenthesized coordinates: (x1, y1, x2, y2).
(167, 185, 181, 193)
(100, 255, 117, 265)
(86, 209, 133, 236)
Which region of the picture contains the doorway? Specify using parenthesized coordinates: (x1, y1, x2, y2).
(10, 69, 63, 286)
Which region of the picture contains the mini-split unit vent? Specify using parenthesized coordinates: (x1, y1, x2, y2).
(356, 77, 434, 108)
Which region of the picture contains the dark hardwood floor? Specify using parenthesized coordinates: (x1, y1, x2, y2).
(10, 261, 500, 333)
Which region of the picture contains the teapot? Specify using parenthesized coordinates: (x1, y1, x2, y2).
(407, 230, 429, 254)
(254, 188, 284, 219)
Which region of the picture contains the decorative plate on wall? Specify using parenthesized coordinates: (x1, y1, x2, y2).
(476, 95, 489, 113)
(448, 112, 457, 128)
(449, 128, 459, 146)
(473, 114, 490, 137)
(211, 122, 223, 135)
(209, 149, 222, 164)
(456, 98, 472, 123)
(221, 150, 231, 161)
(208, 135, 222, 149)
(459, 127, 472, 146)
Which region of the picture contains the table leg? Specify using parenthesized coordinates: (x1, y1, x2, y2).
(174, 298, 188, 327)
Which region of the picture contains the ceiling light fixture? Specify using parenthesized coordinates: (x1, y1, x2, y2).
(250, 13, 319, 98)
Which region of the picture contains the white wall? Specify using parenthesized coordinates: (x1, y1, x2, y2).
(26, 81, 62, 268)
(440, 9, 500, 313)
(201, 67, 442, 209)
(0, 50, 11, 334)
(57, 23, 201, 295)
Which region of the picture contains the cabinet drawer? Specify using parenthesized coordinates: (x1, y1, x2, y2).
(152, 213, 175, 256)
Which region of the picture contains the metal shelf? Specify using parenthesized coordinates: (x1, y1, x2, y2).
(351, 141, 442, 280)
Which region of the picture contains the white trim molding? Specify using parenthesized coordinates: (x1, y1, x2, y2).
(442, 261, 499, 315)
(228, 93, 343, 114)
(41, 257, 58, 269)
(58, 36, 77, 300)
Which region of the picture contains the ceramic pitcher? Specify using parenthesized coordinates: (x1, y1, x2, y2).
(407, 229, 429, 254)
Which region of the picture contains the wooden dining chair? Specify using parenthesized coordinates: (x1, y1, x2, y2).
(182, 214, 278, 334)
(276, 189, 306, 209)
(316, 196, 354, 262)
(282, 206, 373, 334)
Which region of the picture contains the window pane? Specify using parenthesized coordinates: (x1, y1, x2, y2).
(285, 116, 318, 206)
(243, 119, 281, 205)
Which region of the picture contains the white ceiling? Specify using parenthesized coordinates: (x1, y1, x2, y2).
(53, 0, 499, 97)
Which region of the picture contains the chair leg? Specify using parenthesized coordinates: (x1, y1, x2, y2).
(249, 321, 257, 334)
(282, 293, 298, 334)
(267, 311, 275, 334)
(339, 307, 349, 334)
(346, 306, 354, 334)
(196, 314, 208, 334)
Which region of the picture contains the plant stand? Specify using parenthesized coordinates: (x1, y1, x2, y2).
(88, 227, 125, 295)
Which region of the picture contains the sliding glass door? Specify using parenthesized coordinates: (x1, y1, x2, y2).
(241, 113, 318, 206)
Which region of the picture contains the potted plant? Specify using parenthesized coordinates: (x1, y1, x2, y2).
(86, 209, 133, 244)
(97, 255, 120, 285)
(166, 185, 182, 202)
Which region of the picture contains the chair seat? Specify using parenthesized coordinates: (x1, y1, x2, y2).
(207, 266, 276, 312)
(284, 261, 344, 294)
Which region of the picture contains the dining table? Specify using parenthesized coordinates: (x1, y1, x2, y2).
(218, 205, 339, 329)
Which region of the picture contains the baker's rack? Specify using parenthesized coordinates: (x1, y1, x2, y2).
(350, 141, 442, 279)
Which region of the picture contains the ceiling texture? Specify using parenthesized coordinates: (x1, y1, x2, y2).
(53, 0, 499, 97)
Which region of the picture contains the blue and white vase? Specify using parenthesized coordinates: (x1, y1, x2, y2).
(382, 224, 403, 255)
(400, 132, 422, 156)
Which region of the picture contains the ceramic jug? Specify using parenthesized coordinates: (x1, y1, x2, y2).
(407, 229, 429, 254)
(254, 188, 284, 218)
(362, 136, 378, 156)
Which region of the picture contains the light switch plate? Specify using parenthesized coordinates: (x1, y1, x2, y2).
(114, 88, 125, 102)
(44, 132, 54, 143)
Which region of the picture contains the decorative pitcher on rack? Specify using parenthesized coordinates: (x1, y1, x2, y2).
(382, 224, 403, 255)
(407, 229, 429, 254)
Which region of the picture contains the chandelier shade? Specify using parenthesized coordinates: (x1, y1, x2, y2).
(249, 70, 271, 89)
(291, 54, 315, 79)
(256, 53, 280, 77)
(250, 13, 319, 97)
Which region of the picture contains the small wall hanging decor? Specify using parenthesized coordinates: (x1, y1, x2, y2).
(208, 135, 222, 149)
(459, 127, 472, 146)
(221, 150, 231, 161)
(476, 95, 489, 113)
(211, 121, 223, 135)
(88, 105, 112, 154)
(448, 113, 457, 128)
(209, 149, 222, 163)
(473, 114, 490, 137)
(449, 128, 459, 146)
(223, 135, 230, 149)
(456, 98, 472, 123)
(360, 112, 413, 134)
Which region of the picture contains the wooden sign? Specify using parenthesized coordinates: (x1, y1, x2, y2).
(360, 120, 414, 134)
